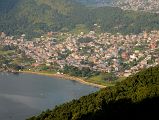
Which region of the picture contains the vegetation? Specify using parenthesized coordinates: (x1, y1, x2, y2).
(78, 37, 94, 43)
(1, 0, 159, 38)
(62, 65, 100, 78)
(88, 73, 120, 86)
(0, 0, 89, 38)
(27, 65, 159, 120)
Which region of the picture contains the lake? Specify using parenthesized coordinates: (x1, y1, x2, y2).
(0, 72, 99, 120)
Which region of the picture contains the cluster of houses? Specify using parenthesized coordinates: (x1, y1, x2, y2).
(115, 0, 159, 12)
(1, 30, 159, 77)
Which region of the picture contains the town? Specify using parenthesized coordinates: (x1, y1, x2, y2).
(0, 30, 159, 78)
(114, 0, 159, 13)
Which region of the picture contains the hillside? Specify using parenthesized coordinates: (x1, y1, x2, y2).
(0, 0, 19, 13)
(28, 65, 159, 119)
(1, 0, 159, 38)
(0, 0, 88, 38)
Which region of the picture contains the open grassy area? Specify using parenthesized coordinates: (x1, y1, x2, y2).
(0, 50, 15, 55)
(71, 24, 89, 35)
(87, 74, 126, 86)
(22, 68, 57, 75)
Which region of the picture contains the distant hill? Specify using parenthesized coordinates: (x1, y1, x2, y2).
(1, 0, 159, 38)
(28, 65, 159, 120)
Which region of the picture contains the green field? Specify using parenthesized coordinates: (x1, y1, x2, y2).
(87, 73, 126, 86)
(0, 50, 15, 55)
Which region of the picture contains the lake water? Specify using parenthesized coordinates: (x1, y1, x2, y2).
(0, 72, 99, 120)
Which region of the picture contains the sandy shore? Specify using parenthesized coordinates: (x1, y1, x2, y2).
(19, 71, 106, 89)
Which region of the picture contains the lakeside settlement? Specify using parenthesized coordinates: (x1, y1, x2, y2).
(1, 30, 159, 86)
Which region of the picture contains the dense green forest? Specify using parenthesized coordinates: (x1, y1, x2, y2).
(1, 0, 159, 38)
(28, 65, 159, 120)
(0, 0, 89, 38)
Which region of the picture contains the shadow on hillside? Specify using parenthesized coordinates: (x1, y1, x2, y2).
(80, 96, 159, 120)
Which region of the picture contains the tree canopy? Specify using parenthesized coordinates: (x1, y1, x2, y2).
(27, 65, 159, 120)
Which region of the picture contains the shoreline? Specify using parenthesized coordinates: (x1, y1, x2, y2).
(18, 71, 106, 89)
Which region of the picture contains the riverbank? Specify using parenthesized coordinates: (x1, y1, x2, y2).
(19, 71, 106, 88)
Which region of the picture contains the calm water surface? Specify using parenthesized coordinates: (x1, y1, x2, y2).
(0, 72, 99, 120)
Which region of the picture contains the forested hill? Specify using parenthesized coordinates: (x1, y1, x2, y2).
(28, 66, 159, 120)
(1, 0, 159, 38)
(0, 0, 88, 38)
